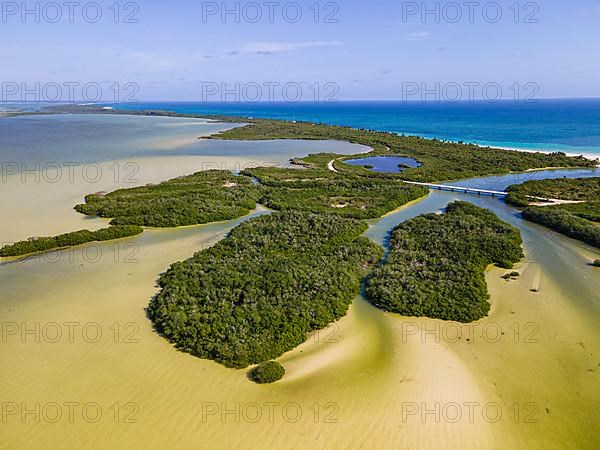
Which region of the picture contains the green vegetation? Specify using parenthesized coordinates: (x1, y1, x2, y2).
(147, 212, 382, 368)
(507, 177, 600, 202)
(248, 361, 285, 384)
(209, 118, 596, 182)
(593, 259, 600, 267)
(74, 162, 427, 224)
(545, 202, 600, 223)
(18, 114, 566, 370)
(244, 166, 428, 219)
(506, 178, 600, 248)
(61, 117, 593, 253)
(521, 207, 600, 248)
(365, 202, 523, 323)
(0, 226, 143, 257)
(75, 170, 261, 227)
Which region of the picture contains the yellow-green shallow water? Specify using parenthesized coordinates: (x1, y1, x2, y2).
(0, 117, 598, 449)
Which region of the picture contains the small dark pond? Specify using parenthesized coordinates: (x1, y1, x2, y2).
(344, 156, 422, 173)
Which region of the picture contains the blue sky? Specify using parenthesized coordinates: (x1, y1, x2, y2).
(1, 0, 599, 101)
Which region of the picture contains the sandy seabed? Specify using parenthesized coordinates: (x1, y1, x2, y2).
(1, 119, 599, 450)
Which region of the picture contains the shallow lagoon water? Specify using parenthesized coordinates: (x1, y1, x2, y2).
(343, 155, 422, 173)
(0, 114, 234, 164)
(444, 167, 600, 191)
(0, 114, 369, 243)
(363, 175, 599, 449)
(0, 115, 598, 449)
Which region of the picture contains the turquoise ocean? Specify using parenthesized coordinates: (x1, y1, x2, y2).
(111, 99, 600, 157)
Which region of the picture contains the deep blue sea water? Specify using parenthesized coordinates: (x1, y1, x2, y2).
(111, 99, 600, 157)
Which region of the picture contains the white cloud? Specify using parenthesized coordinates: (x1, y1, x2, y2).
(242, 41, 343, 55)
(405, 32, 431, 42)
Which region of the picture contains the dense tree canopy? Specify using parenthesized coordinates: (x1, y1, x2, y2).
(506, 178, 600, 248)
(244, 166, 428, 219)
(75, 170, 261, 227)
(365, 202, 524, 323)
(209, 118, 596, 182)
(0, 226, 143, 257)
(147, 212, 383, 368)
(507, 177, 600, 202)
(521, 206, 600, 248)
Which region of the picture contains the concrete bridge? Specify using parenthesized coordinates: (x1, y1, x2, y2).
(403, 181, 586, 206)
(402, 181, 508, 197)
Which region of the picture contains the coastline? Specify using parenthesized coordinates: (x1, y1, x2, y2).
(41, 104, 600, 167)
(492, 145, 600, 166)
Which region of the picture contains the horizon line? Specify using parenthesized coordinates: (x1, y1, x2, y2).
(3, 96, 600, 105)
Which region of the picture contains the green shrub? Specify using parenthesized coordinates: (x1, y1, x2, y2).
(505, 193, 532, 208)
(502, 272, 520, 280)
(248, 361, 285, 384)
